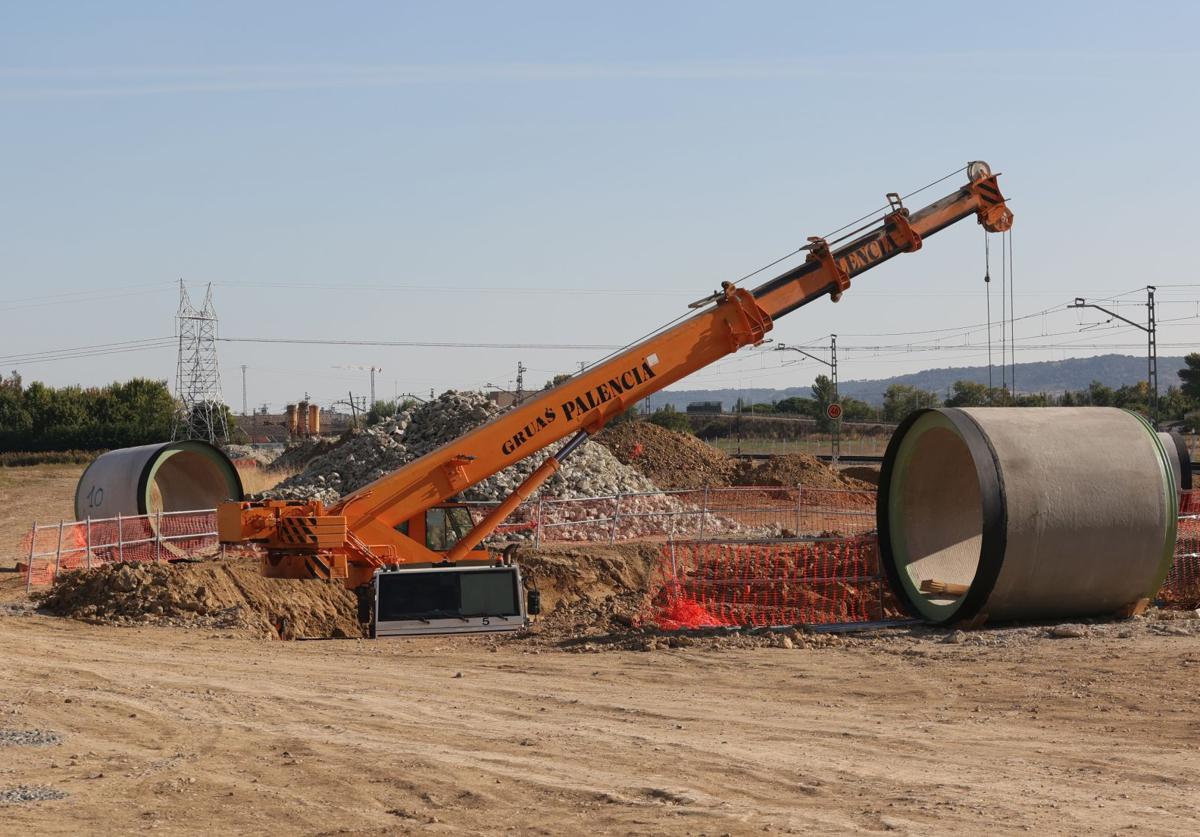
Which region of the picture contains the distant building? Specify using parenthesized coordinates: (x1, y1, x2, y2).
(487, 390, 516, 409)
(686, 401, 723, 414)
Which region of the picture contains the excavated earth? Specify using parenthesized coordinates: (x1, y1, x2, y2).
(735, 454, 874, 493)
(30, 544, 667, 643)
(594, 421, 736, 489)
(594, 421, 873, 493)
(35, 556, 362, 640)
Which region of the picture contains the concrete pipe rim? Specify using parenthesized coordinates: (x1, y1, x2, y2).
(138, 440, 244, 515)
(877, 408, 1008, 625)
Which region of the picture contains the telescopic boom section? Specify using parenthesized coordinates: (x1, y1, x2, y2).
(222, 161, 1011, 572)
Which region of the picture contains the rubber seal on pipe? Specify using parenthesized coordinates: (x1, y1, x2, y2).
(877, 408, 1008, 625)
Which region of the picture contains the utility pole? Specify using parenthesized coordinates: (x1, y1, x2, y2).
(775, 334, 840, 463)
(333, 364, 382, 406)
(1069, 287, 1158, 427)
(515, 361, 527, 406)
(1148, 286, 1157, 424)
(240, 364, 248, 415)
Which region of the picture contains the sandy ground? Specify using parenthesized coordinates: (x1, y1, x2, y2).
(2, 612, 1199, 835)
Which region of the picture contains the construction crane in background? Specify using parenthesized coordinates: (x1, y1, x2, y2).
(221, 161, 1013, 637)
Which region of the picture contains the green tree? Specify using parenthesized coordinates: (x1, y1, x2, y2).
(648, 404, 691, 434)
(1178, 353, 1200, 401)
(1086, 381, 1116, 407)
(839, 396, 876, 422)
(0, 376, 180, 451)
(366, 399, 398, 426)
(882, 384, 939, 422)
(775, 396, 818, 418)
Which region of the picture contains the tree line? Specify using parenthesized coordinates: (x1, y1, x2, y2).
(645, 353, 1200, 431)
(0, 373, 178, 452)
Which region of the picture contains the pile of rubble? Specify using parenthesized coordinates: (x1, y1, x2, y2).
(265, 391, 660, 505)
(506, 492, 756, 542)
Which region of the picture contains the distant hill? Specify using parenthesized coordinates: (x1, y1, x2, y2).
(649, 354, 1189, 410)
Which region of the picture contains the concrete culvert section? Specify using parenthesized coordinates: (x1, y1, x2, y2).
(878, 407, 1177, 625)
(1159, 431, 1192, 492)
(75, 441, 243, 520)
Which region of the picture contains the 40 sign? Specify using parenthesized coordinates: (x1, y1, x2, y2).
(826, 402, 843, 421)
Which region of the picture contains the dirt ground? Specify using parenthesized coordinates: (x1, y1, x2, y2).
(0, 464, 83, 557)
(2, 609, 1199, 835)
(4, 464, 1200, 834)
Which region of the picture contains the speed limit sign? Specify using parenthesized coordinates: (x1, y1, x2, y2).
(826, 402, 843, 420)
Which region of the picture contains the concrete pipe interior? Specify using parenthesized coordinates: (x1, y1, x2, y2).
(879, 407, 1177, 625)
(145, 445, 240, 513)
(75, 441, 243, 521)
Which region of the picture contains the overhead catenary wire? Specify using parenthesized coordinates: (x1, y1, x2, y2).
(217, 337, 623, 350)
(0, 336, 176, 364)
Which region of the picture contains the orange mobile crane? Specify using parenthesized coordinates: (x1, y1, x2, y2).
(219, 161, 1012, 635)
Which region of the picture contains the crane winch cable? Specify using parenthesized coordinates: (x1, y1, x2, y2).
(984, 229, 993, 388)
(566, 165, 977, 381)
(1008, 227, 1016, 393)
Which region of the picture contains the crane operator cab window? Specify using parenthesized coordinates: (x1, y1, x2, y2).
(425, 505, 474, 552)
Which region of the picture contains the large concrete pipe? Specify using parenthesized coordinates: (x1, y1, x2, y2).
(75, 441, 244, 520)
(878, 408, 1176, 625)
(1159, 431, 1192, 492)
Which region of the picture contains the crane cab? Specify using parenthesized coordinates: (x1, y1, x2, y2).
(395, 502, 490, 561)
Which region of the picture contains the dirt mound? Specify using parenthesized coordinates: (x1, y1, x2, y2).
(36, 556, 361, 639)
(33, 543, 664, 642)
(735, 454, 874, 492)
(594, 422, 735, 489)
(513, 542, 661, 637)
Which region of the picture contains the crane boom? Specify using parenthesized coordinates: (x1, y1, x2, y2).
(220, 161, 1012, 596)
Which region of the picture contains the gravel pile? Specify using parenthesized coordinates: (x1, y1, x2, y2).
(222, 445, 281, 467)
(0, 729, 62, 748)
(265, 390, 660, 505)
(0, 786, 68, 805)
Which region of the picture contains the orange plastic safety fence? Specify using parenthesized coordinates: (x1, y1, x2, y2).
(1160, 492, 1200, 607)
(644, 536, 897, 628)
(18, 511, 219, 587)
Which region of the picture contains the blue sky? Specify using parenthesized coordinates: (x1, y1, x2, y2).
(2, 2, 1198, 409)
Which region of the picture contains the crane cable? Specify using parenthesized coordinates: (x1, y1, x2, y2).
(984, 230, 993, 389)
(1008, 227, 1016, 393)
(570, 166, 977, 381)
